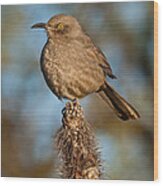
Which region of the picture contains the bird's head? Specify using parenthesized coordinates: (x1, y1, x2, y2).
(31, 14, 83, 40)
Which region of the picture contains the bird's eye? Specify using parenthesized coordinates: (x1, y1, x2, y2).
(56, 23, 64, 31)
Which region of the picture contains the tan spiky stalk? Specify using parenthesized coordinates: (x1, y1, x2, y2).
(55, 99, 101, 179)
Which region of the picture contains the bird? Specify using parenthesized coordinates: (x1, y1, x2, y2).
(31, 14, 140, 121)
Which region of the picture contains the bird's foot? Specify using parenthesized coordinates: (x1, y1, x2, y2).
(64, 98, 83, 118)
(62, 99, 84, 128)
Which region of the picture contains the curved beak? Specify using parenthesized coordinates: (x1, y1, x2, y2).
(31, 23, 46, 29)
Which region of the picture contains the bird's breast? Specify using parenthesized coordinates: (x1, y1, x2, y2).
(40, 40, 105, 99)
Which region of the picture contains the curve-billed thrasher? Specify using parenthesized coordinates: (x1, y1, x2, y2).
(31, 14, 140, 120)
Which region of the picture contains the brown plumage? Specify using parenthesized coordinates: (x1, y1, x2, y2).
(31, 14, 140, 121)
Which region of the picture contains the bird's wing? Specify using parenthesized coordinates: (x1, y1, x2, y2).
(93, 46, 117, 79)
(83, 34, 116, 79)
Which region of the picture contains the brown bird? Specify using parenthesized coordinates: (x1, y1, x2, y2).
(31, 14, 140, 121)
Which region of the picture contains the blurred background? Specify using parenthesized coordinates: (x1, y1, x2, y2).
(1, 2, 154, 180)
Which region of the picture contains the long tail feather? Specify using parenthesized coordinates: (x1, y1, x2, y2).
(98, 82, 140, 121)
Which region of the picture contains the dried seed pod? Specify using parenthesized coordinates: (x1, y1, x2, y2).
(55, 99, 101, 179)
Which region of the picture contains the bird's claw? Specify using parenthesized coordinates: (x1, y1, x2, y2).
(62, 99, 84, 120)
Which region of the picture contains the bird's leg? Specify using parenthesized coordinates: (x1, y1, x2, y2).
(72, 98, 79, 106)
(62, 98, 80, 115)
(62, 99, 84, 129)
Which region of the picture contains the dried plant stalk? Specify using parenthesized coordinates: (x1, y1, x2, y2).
(55, 99, 101, 179)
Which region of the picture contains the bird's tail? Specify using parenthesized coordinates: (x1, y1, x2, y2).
(98, 82, 140, 121)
